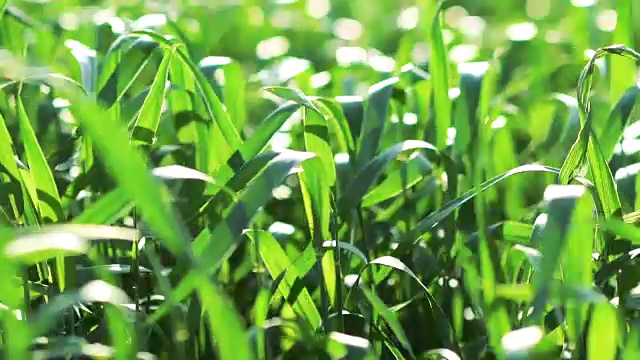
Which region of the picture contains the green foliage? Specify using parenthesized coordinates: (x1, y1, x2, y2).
(2, 0, 640, 359)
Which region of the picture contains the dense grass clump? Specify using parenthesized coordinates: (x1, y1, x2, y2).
(2, 0, 640, 359)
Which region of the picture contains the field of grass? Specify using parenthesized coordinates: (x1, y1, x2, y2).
(2, 0, 640, 359)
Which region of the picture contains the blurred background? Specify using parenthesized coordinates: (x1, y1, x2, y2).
(3, 0, 639, 222)
(8, 0, 640, 93)
(5, 0, 637, 159)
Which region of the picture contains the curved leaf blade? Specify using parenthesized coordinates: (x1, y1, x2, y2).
(131, 45, 176, 145)
(15, 94, 62, 222)
(339, 140, 439, 214)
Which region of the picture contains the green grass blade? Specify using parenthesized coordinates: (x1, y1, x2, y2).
(30, 280, 135, 359)
(15, 94, 62, 222)
(131, 45, 175, 145)
(360, 287, 414, 358)
(610, 0, 635, 105)
(322, 240, 368, 264)
(430, 1, 451, 151)
(586, 132, 621, 220)
(46, 77, 193, 260)
(599, 85, 640, 161)
(362, 153, 432, 207)
(203, 102, 301, 196)
(355, 256, 457, 351)
(409, 164, 593, 238)
(221, 61, 247, 130)
(560, 46, 640, 219)
(338, 140, 439, 214)
(297, 155, 332, 329)
(192, 150, 316, 272)
(132, 30, 242, 149)
(110, 30, 241, 156)
(71, 189, 133, 225)
(65, 40, 98, 94)
(298, 100, 336, 259)
(588, 302, 619, 360)
(355, 77, 399, 170)
(0, 110, 24, 220)
(252, 289, 270, 360)
(98, 37, 159, 111)
(316, 98, 356, 157)
(0, 0, 7, 19)
(4, 231, 88, 265)
(303, 103, 336, 185)
(0, 237, 29, 358)
(265, 86, 321, 114)
(192, 272, 255, 360)
(16, 166, 41, 226)
(246, 229, 322, 331)
(530, 185, 589, 321)
(562, 189, 594, 343)
(172, 55, 213, 173)
(2, 73, 87, 95)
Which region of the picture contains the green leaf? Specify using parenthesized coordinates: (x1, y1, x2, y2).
(338, 140, 440, 214)
(599, 85, 640, 161)
(304, 102, 337, 186)
(252, 289, 270, 360)
(588, 302, 619, 360)
(221, 60, 247, 130)
(354, 256, 457, 351)
(299, 105, 334, 239)
(118, 29, 242, 153)
(430, 1, 452, 151)
(131, 45, 176, 145)
(601, 218, 640, 245)
(318, 98, 356, 157)
(71, 189, 132, 225)
(172, 53, 212, 172)
(203, 102, 301, 196)
(362, 153, 432, 207)
(45, 75, 193, 260)
(65, 40, 98, 94)
(4, 231, 88, 264)
(154, 32, 240, 146)
(322, 240, 368, 264)
(360, 287, 415, 358)
(15, 94, 62, 222)
(0, 109, 28, 221)
(192, 149, 316, 273)
(355, 77, 399, 170)
(561, 185, 595, 341)
(408, 164, 594, 239)
(610, 0, 635, 105)
(560, 45, 639, 219)
(98, 36, 159, 106)
(192, 272, 256, 360)
(420, 349, 461, 360)
(530, 185, 591, 324)
(247, 229, 322, 331)
(264, 86, 321, 114)
(297, 156, 332, 322)
(0, 0, 7, 19)
(30, 279, 135, 359)
(327, 332, 375, 360)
